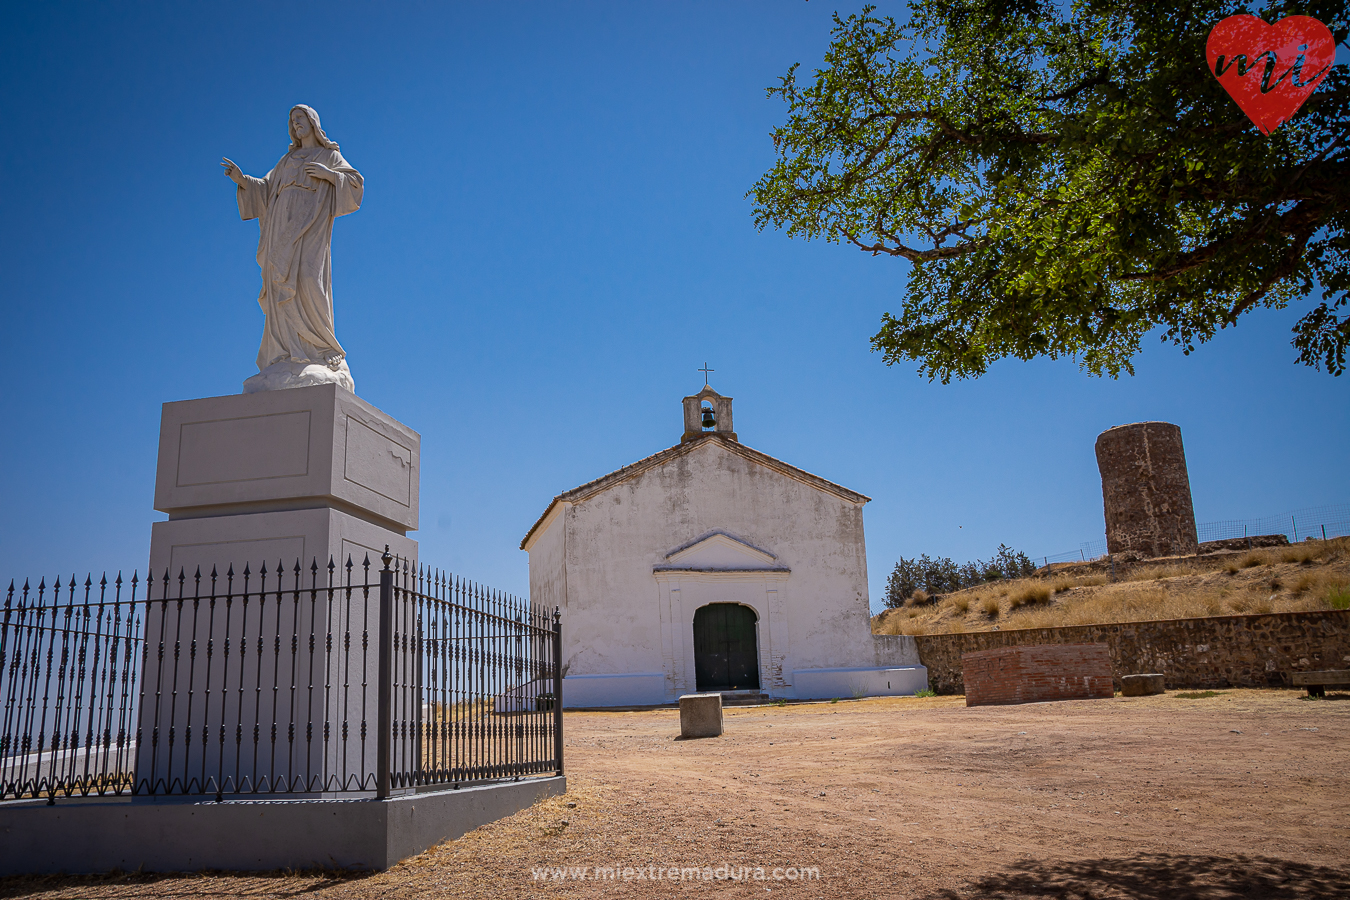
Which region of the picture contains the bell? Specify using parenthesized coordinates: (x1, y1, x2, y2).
(701, 406, 716, 428)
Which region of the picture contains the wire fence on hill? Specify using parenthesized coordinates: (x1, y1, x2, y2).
(1196, 503, 1350, 544)
(1034, 503, 1350, 566)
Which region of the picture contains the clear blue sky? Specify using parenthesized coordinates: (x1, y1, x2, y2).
(1, 2, 1345, 613)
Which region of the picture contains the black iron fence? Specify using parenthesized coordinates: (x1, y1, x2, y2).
(0, 548, 561, 803)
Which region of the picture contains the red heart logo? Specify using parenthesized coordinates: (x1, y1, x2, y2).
(1206, 15, 1335, 134)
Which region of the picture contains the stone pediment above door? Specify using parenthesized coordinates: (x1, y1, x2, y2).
(657, 531, 788, 572)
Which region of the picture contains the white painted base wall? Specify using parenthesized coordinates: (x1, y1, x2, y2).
(559, 667, 929, 707)
(792, 666, 929, 700)
(562, 673, 666, 708)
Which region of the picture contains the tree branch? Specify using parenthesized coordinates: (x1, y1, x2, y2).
(841, 227, 986, 260)
(1035, 67, 1112, 103)
(1118, 200, 1329, 283)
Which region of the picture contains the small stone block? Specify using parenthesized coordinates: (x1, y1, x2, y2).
(679, 693, 723, 738)
(1120, 673, 1166, 696)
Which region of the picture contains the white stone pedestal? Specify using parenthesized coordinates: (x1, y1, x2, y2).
(150, 383, 419, 574)
(139, 385, 420, 795)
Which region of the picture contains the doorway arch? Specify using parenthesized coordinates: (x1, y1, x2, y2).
(692, 603, 760, 692)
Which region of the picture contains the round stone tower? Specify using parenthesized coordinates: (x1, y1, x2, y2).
(1095, 422, 1198, 558)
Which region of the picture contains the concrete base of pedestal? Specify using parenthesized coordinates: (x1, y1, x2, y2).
(0, 776, 564, 874)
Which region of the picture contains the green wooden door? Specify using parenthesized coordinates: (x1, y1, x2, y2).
(693, 603, 760, 692)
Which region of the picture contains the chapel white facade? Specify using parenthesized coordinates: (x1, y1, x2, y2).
(520, 386, 926, 707)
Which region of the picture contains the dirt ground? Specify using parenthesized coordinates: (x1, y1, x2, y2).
(4, 690, 1350, 899)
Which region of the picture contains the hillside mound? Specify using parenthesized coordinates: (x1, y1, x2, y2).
(872, 537, 1349, 635)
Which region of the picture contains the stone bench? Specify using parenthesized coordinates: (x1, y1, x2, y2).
(679, 693, 723, 738)
(1291, 670, 1350, 698)
(1120, 673, 1165, 696)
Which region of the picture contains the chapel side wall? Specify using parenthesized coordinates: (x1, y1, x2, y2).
(559, 441, 875, 684)
(526, 512, 567, 621)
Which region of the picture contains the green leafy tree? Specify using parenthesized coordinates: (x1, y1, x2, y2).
(885, 544, 1038, 606)
(921, 553, 963, 593)
(750, 1, 1350, 379)
(993, 542, 1037, 579)
(884, 556, 923, 606)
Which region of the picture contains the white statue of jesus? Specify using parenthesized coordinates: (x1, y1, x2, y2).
(222, 105, 362, 393)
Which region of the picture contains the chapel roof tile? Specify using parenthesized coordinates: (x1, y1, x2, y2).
(519, 433, 869, 550)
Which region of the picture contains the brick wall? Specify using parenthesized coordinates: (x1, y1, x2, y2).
(962, 643, 1114, 706)
(914, 610, 1350, 695)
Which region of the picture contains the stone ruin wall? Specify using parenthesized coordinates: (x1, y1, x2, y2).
(913, 610, 1350, 695)
(1096, 421, 1198, 558)
(961, 643, 1115, 706)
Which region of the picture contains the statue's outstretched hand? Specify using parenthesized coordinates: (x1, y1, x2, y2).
(221, 157, 247, 186)
(304, 162, 338, 184)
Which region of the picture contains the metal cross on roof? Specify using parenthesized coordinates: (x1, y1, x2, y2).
(698, 363, 714, 386)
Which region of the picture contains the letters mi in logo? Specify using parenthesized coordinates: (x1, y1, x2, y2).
(1206, 15, 1336, 134)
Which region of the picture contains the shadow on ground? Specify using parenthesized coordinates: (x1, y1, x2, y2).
(923, 853, 1350, 900)
(0, 868, 372, 899)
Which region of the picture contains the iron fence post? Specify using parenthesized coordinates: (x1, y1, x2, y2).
(377, 547, 393, 800)
(552, 607, 563, 776)
(1, 553, 546, 803)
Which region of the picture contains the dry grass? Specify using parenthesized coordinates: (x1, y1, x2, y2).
(1050, 574, 1108, 593)
(872, 537, 1350, 636)
(1126, 563, 1186, 582)
(1008, 583, 1051, 609)
(1278, 544, 1323, 565)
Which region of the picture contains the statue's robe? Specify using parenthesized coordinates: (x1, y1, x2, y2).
(237, 147, 363, 371)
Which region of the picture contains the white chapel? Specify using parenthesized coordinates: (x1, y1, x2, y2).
(521, 385, 926, 707)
